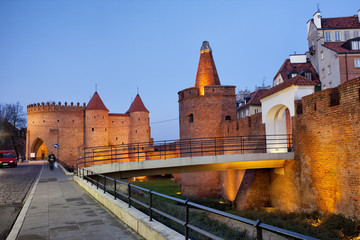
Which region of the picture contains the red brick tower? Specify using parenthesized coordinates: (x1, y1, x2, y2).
(85, 92, 109, 147)
(127, 94, 151, 144)
(178, 41, 236, 198)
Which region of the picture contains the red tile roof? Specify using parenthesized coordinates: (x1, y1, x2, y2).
(323, 41, 360, 54)
(321, 16, 360, 29)
(86, 92, 109, 111)
(126, 94, 149, 113)
(238, 89, 268, 109)
(260, 75, 316, 100)
(274, 59, 320, 84)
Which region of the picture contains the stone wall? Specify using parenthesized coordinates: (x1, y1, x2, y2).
(293, 77, 360, 217)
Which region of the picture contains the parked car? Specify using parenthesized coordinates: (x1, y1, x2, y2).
(0, 150, 17, 167)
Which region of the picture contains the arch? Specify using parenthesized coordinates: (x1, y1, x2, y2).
(31, 138, 48, 160)
(265, 104, 292, 153)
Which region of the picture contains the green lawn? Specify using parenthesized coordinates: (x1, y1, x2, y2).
(130, 178, 183, 198)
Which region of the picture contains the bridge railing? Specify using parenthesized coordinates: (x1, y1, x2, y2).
(76, 134, 293, 168)
(77, 169, 317, 240)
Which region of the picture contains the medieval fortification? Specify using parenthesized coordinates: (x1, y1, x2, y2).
(27, 40, 360, 218)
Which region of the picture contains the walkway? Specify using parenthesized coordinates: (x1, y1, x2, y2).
(13, 162, 143, 240)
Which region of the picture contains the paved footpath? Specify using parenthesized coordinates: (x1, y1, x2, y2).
(14, 162, 143, 240)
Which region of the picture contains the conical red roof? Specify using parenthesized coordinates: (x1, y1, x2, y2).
(194, 41, 221, 94)
(86, 92, 108, 111)
(126, 94, 149, 113)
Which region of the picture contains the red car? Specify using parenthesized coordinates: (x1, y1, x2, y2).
(0, 150, 17, 168)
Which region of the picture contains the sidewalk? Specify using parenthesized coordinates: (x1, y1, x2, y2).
(13, 162, 143, 240)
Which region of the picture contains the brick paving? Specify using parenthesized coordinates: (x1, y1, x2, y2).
(0, 161, 43, 240)
(15, 162, 142, 240)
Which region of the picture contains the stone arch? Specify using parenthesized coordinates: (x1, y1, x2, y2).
(265, 104, 292, 153)
(31, 138, 48, 160)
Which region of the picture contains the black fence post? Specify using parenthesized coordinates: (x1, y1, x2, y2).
(137, 143, 140, 162)
(114, 180, 117, 200)
(97, 174, 99, 189)
(254, 220, 263, 240)
(164, 140, 167, 160)
(214, 137, 217, 156)
(185, 200, 189, 240)
(149, 190, 153, 221)
(104, 177, 106, 193)
(128, 183, 131, 208)
(189, 139, 192, 157)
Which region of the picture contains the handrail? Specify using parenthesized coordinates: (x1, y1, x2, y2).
(76, 134, 293, 169)
(78, 169, 318, 240)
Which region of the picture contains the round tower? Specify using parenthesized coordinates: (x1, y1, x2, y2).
(177, 41, 236, 198)
(85, 92, 109, 147)
(127, 94, 151, 144)
(179, 41, 236, 140)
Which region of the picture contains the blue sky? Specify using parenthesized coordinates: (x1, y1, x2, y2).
(0, 0, 358, 140)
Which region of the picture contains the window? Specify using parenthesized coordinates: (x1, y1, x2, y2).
(325, 32, 331, 41)
(355, 59, 360, 68)
(255, 109, 259, 114)
(335, 32, 341, 41)
(352, 41, 360, 50)
(344, 31, 350, 41)
(291, 73, 297, 78)
(321, 52, 324, 60)
(92, 128, 94, 131)
(321, 68, 325, 78)
(225, 115, 231, 120)
(354, 31, 359, 38)
(305, 72, 312, 80)
(327, 65, 332, 75)
(189, 113, 193, 123)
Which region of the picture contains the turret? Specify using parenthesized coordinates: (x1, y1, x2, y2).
(85, 92, 109, 147)
(126, 94, 150, 143)
(178, 41, 236, 140)
(194, 41, 221, 95)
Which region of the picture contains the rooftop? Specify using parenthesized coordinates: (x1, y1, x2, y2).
(321, 15, 360, 29)
(260, 75, 317, 100)
(86, 92, 109, 111)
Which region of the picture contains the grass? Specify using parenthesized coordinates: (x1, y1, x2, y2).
(131, 177, 360, 240)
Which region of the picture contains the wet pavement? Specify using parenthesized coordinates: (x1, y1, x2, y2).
(14, 162, 143, 240)
(0, 161, 42, 240)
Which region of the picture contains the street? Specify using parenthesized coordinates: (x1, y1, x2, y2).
(0, 161, 43, 240)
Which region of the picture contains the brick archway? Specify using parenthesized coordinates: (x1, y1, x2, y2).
(31, 138, 48, 160)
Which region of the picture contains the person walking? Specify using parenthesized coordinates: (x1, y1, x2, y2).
(48, 153, 56, 170)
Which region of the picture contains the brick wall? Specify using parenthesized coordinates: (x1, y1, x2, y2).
(293, 77, 360, 217)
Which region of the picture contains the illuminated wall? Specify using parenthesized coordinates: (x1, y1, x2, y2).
(293, 78, 360, 218)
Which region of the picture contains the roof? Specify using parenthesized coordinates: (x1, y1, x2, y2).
(238, 89, 268, 109)
(194, 41, 221, 88)
(126, 94, 149, 113)
(323, 39, 360, 54)
(86, 92, 109, 111)
(274, 59, 320, 84)
(260, 75, 316, 100)
(321, 16, 360, 29)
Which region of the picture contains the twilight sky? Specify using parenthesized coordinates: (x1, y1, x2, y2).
(0, 0, 358, 140)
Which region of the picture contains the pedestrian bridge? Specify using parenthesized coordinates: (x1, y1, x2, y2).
(76, 135, 294, 178)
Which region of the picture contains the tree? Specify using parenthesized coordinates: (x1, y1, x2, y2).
(0, 102, 26, 156)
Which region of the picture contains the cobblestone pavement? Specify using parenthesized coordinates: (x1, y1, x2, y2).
(0, 161, 43, 240)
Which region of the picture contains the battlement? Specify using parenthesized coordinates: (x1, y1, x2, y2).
(178, 85, 235, 101)
(27, 101, 86, 113)
(295, 77, 360, 115)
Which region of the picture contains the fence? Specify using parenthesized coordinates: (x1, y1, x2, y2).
(76, 134, 293, 168)
(78, 169, 317, 240)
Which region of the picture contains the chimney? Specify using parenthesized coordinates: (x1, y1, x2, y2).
(313, 11, 321, 29)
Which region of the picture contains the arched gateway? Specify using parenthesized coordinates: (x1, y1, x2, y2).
(260, 76, 317, 152)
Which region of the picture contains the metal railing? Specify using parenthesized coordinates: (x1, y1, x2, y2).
(76, 134, 293, 168)
(78, 169, 317, 240)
